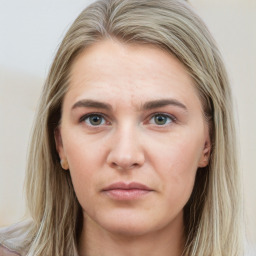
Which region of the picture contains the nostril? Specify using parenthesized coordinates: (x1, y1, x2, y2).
(111, 162, 139, 171)
(111, 162, 125, 171)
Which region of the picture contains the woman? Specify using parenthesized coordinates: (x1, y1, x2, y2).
(0, 0, 244, 255)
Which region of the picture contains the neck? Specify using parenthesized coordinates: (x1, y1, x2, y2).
(78, 213, 185, 256)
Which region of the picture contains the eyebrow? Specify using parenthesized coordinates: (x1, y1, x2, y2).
(72, 99, 112, 110)
(142, 99, 188, 111)
(71, 98, 187, 111)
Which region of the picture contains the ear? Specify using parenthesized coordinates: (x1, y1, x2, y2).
(198, 135, 211, 168)
(54, 126, 66, 161)
(54, 126, 69, 170)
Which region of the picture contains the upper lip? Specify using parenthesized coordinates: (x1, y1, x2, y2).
(102, 182, 153, 191)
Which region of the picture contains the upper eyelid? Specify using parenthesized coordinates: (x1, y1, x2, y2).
(148, 112, 176, 121)
(79, 112, 109, 123)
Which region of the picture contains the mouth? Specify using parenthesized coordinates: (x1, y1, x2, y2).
(101, 182, 154, 200)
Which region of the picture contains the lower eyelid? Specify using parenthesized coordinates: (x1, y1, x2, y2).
(79, 113, 112, 127)
(86, 117, 105, 126)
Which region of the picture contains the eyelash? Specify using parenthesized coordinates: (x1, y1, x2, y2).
(79, 112, 176, 127)
(147, 112, 176, 126)
(79, 112, 110, 127)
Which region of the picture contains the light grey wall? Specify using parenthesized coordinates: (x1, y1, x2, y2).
(0, 0, 255, 249)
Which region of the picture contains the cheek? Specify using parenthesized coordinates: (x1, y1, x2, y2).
(61, 134, 101, 199)
(153, 133, 203, 176)
(152, 134, 203, 203)
(63, 129, 106, 168)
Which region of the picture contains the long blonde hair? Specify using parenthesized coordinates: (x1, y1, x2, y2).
(24, 0, 244, 255)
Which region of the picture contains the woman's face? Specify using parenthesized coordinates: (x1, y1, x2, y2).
(55, 39, 211, 237)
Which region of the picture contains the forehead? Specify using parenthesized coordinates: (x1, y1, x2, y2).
(66, 39, 202, 111)
(70, 39, 191, 86)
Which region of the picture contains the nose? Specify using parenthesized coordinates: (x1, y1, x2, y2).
(106, 125, 145, 171)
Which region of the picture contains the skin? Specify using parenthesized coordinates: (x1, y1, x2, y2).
(55, 39, 211, 256)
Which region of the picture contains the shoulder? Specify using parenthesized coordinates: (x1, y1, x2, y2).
(0, 220, 33, 256)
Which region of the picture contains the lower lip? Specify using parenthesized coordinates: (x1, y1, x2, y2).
(102, 189, 152, 200)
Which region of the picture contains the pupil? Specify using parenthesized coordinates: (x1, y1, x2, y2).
(155, 115, 166, 125)
(90, 115, 101, 125)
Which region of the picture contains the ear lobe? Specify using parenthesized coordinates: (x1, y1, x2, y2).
(54, 127, 69, 170)
(198, 140, 211, 168)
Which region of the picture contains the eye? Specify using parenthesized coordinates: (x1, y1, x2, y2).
(149, 114, 174, 126)
(81, 114, 107, 126)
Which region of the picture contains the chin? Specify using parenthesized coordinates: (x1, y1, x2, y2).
(95, 211, 162, 237)
(105, 222, 154, 237)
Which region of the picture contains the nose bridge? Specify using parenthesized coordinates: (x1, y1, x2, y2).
(107, 122, 144, 170)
